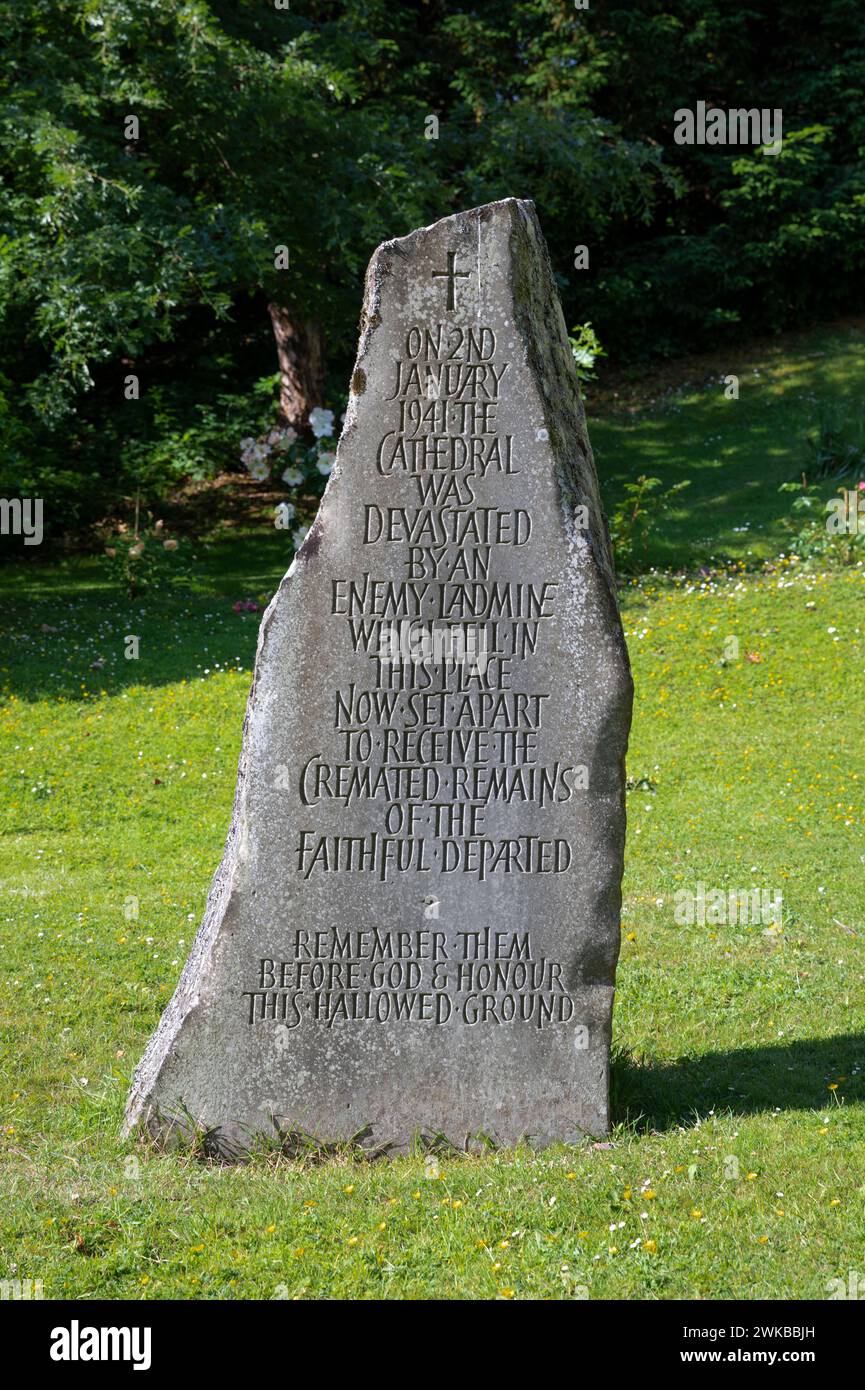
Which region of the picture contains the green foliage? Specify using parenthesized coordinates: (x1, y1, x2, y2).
(802, 406, 865, 481)
(119, 374, 282, 498)
(568, 321, 606, 387)
(102, 508, 196, 599)
(609, 475, 691, 572)
(1, 0, 864, 529)
(775, 409, 865, 568)
(574, 1, 865, 358)
(778, 479, 865, 567)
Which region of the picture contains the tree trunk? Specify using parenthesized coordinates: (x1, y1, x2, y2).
(267, 303, 325, 431)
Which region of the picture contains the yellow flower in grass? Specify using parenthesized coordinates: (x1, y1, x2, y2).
(643, 1239, 658, 1253)
(347, 1236, 359, 1246)
(266, 1224, 276, 1234)
(343, 1184, 355, 1195)
(691, 1209, 702, 1220)
(500, 1287, 515, 1299)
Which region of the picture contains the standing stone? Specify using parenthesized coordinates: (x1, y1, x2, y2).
(125, 199, 633, 1153)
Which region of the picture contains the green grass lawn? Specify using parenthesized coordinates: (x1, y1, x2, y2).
(1, 325, 864, 1300)
(591, 318, 865, 568)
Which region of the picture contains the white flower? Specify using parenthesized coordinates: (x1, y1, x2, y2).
(316, 452, 336, 476)
(242, 443, 269, 470)
(239, 437, 255, 451)
(281, 466, 303, 486)
(308, 407, 335, 439)
(248, 460, 269, 481)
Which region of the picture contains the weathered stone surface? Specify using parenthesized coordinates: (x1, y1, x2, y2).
(125, 198, 633, 1153)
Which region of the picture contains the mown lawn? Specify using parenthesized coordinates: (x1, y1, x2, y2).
(591, 318, 865, 568)
(1, 327, 863, 1300)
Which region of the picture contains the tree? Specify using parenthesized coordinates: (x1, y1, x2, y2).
(6, 0, 860, 532)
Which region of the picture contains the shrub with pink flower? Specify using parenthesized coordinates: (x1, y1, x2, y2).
(103, 516, 192, 597)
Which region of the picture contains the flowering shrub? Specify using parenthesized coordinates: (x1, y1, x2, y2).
(778, 478, 865, 567)
(239, 426, 298, 481)
(103, 518, 194, 597)
(308, 408, 335, 439)
(239, 406, 342, 547)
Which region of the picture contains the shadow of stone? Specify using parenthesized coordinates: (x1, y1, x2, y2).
(611, 1033, 865, 1131)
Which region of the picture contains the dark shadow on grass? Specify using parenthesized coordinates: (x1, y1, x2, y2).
(1, 532, 292, 702)
(590, 322, 865, 569)
(611, 1033, 865, 1132)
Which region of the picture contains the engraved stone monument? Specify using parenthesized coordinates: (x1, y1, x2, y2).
(125, 198, 633, 1152)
